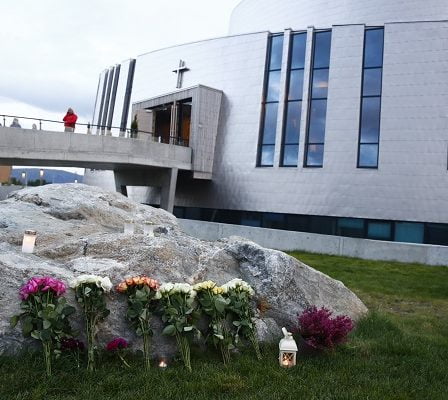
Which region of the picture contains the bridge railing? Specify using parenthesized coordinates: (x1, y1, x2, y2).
(0, 114, 189, 147)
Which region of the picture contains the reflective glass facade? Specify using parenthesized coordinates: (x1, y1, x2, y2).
(358, 28, 384, 168)
(304, 31, 331, 167)
(258, 34, 284, 166)
(173, 206, 448, 246)
(281, 32, 307, 166)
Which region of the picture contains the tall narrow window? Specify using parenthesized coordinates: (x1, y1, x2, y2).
(358, 28, 384, 168)
(281, 32, 307, 166)
(304, 31, 331, 167)
(258, 34, 284, 166)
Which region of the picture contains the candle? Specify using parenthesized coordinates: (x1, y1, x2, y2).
(158, 360, 167, 368)
(22, 230, 37, 253)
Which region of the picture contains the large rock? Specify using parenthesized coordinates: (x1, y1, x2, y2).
(0, 184, 367, 356)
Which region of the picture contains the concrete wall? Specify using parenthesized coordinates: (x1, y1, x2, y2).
(179, 219, 448, 266)
(230, 0, 448, 34)
(0, 185, 21, 200)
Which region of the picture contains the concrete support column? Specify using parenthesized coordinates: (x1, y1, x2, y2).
(160, 167, 178, 213)
(113, 171, 128, 197)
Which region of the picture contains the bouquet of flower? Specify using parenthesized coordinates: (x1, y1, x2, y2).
(60, 337, 85, 369)
(223, 279, 262, 360)
(11, 277, 75, 376)
(106, 337, 131, 368)
(70, 274, 112, 371)
(156, 283, 200, 372)
(194, 280, 233, 364)
(116, 276, 160, 370)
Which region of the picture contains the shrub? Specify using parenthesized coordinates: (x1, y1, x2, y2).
(298, 306, 353, 350)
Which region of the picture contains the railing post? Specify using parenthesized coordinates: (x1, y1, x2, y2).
(39, 120, 42, 130)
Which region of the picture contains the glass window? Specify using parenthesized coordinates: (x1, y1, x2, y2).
(263, 213, 285, 229)
(306, 144, 324, 166)
(360, 97, 381, 143)
(308, 99, 327, 143)
(241, 211, 262, 227)
(305, 30, 331, 167)
(367, 221, 392, 240)
(262, 103, 278, 144)
(358, 28, 383, 169)
(395, 222, 424, 244)
(269, 35, 284, 70)
(291, 33, 307, 69)
(364, 29, 384, 68)
(260, 145, 274, 166)
(284, 101, 302, 143)
(363, 68, 382, 97)
(358, 144, 378, 167)
(425, 223, 448, 246)
(258, 34, 284, 167)
(312, 69, 329, 98)
(337, 218, 365, 238)
(310, 216, 335, 234)
(282, 145, 299, 166)
(285, 214, 310, 231)
(288, 70, 304, 100)
(266, 70, 281, 102)
(313, 31, 332, 68)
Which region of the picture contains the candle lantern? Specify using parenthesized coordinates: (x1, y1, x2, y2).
(22, 230, 37, 253)
(124, 219, 135, 234)
(143, 221, 155, 237)
(279, 327, 298, 368)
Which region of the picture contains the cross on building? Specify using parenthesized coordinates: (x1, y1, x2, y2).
(172, 59, 189, 88)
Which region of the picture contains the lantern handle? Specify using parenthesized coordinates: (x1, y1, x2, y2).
(282, 327, 292, 339)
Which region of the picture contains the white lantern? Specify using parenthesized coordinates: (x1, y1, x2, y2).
(279, 327, 298, 368)
(22, 230, 37, 253)
(143, 221, 155, 237)
(124, 219, 135, 234)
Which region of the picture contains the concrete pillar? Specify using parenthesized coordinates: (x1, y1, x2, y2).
(113, 171, 128, 197)
(160, 168, 178, 213)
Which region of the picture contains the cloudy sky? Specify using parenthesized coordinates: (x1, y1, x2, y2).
(0, 0, 242, 127)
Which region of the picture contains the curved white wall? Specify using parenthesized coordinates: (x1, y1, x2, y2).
(230, 0, 448, 34)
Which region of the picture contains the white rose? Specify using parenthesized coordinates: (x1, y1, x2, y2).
(99, 277, 113, 292)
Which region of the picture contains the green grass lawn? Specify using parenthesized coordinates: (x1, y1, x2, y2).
(1, 252, 447, 400)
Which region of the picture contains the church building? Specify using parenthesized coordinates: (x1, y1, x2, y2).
(85, 0, 448, 246)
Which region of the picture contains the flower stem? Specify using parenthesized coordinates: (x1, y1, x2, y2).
(43, 341, 52, 377)
(142, 331, 151, 371)
(176, 332, 191, 372)
(248, 330, 262, 360)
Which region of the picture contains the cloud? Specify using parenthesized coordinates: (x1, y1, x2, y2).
(0, 0, 241, 121)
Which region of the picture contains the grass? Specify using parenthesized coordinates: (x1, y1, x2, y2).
(1, 252, 447, 400)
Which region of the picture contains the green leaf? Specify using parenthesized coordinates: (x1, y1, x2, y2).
(183, 326, 193, 332)
(43, 320, 51, 330)
(22, 317, 34, 336)
(10, 315, 20, 328)
(84, 287, 92, 295)
(30, 330, 40, 340)
(162, 325, 176, 336)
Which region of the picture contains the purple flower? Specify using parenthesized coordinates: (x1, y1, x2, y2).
(298, 306, 354, 350)
(61, 338, 85, 352)
(19, 277, 66, 300)
(106, 338, 129, 351)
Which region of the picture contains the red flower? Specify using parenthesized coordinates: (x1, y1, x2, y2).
(106, 338, 128, 351)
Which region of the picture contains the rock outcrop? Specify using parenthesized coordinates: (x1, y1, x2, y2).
(0, 184, 367, 356)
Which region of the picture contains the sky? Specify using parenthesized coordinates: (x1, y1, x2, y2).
(0, 0, 242, 175)
(0, 0, 242, 134)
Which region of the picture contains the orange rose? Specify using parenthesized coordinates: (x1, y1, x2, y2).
(116, 282, 128, 293)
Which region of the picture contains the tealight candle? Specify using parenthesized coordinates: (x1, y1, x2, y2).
(22, 230, 37, 253)
(158, 360, 168, 368)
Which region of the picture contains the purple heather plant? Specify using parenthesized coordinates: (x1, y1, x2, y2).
(298, 306, 353, 350)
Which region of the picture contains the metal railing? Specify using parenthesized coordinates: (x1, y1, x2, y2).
(0, 114, 189, 147)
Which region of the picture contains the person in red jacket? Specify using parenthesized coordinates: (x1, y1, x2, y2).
(63, 108, 78, 132)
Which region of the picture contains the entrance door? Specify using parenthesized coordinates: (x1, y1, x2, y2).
(154, 106, 171, 143)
